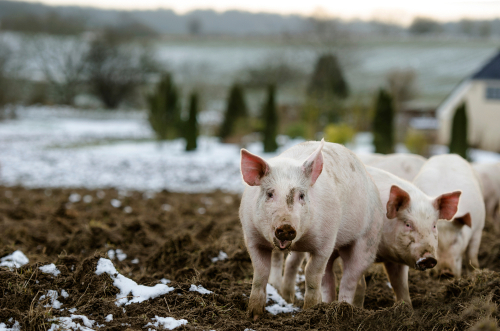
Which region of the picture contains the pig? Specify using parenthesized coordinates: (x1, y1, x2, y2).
(472, 162, 500, 228)
(356, 153, 385, 165)
(239, 139, 384, 319)
(366, 153, 427, 182)
(354, 166, 461, 306)
(278, 166, 461, 307)
(413, 154, 485, 277)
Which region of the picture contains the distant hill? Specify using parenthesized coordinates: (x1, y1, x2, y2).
(0, 0, 499, 37)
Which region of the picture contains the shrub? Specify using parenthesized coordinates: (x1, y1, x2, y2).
(405, 129, 429, 156)
(449, 102, 468, 159)
(185, 92, 199, 151)
(324, 123, 355, 145)
(262, 84, 279, 153)
(308, 53, 349, 99)
(372, 89, 394, 154)
(285, 122, 307, 139)
(147, 74, 181, 140)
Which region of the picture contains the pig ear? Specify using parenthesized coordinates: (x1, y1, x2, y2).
(302, 139, 324, 186)
(454, 212, 472, 228)
(434, 191, 461, 220)
(386, 185, 411, 219)
(241, 149, 270, 186)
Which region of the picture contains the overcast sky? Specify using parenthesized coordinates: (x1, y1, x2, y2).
(19, 0, 500, 24)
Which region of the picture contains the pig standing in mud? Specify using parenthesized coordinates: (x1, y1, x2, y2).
(413, 154, 485, 277)
(239, 140, 384, 319)
(353, 166, 461, 306)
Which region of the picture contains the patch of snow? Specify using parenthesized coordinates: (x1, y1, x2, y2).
(190, 284, 212, 295)
(387, 282, 393, 289)
(39, 263, 61, 277)
(39, 290, 62, 309)
(469, 148, 500, 164)
(97, 191, 106, 199)
(68, 193, 81, 203)
(145, 316, 188, 330)
(0, 250, 29, 269)
(162, 204, 172, 212)
(110, 199, 121, 208)
(49, 314, 99, 331)
(83, 195, 93, 203)
(0, 321, 21, 331)
(124, 206, 132, 213)
(211, 251, 228, 263)
(61, 290, 69, 298)
(107, 249, 115, 260)
(198, 207, 206, 214)
(116, 249, 127, 261)
(95, 258, 174, 306)
(68, 308, 77, 313)
(131, 258, 139, 264)
(160, 278, 171, 284)
(105, 314, 113, 322)
(265, 284, 300, 315)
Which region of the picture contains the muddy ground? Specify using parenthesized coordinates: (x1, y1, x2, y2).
(0, 186, 499, 330)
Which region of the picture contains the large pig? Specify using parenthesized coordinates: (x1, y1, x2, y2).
(239, 140, 384, 319)
(472, 162, 500, 226)
(277, 166, 461, 307)
(366, 153, 427, 182)
(413, 154, 485, 277)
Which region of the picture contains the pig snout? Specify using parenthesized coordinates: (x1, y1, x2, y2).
(415, 255, 437, 271)
(274, 224, 296, 250)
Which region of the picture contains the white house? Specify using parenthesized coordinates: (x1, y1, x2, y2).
(437, 50, 500, 152)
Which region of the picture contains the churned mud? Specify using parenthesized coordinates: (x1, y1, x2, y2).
(0, 186, 499, 330)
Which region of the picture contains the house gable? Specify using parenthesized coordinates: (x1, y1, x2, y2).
(472, 50, 500, 80)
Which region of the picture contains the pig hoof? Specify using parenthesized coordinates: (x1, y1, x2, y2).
(247, 306, 265, 320)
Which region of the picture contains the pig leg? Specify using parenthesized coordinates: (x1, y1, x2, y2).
(303, 252, 330, 310)
(337, 238, 377, 305)
(281, 251, 306, 303)
(465, 229, 482, 271)
(321, 251, 340, 303)
(268, 250, 284, 290)
(247, 245, 272, 320)
(352, 275, 366, 308)
(383, 261, 411, 306)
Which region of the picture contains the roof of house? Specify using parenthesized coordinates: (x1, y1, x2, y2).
(472, 49, 500, 80)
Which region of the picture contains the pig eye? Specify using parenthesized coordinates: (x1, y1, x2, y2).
(267, 192, 274, 199)
(299, 193, 305, 200)
(405, 223, 412, 229)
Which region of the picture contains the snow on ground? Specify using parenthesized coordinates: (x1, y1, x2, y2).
(1, 106, 499, 193)
(48, 315, 102, 331)
(39, 264, 61, 277)
(210, 251, 228, 263)
(144, 316, 188, 330)
(265, 284, 300, 315)
(189, 284, 213, 295)
(95, 258, 175, 306)
(39, 290, 62, 309)
(0, 250, 29, 269)
(0, 319, 21, 331)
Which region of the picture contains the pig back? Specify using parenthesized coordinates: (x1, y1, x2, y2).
(368, 153, 426, 182)
(413, 154, 485, 232)
(279, 141, 383, 244)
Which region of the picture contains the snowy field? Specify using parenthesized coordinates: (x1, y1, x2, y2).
(0, 106, 499, 193)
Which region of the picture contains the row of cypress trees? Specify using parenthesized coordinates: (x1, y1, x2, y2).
(148, 74, 279, 152)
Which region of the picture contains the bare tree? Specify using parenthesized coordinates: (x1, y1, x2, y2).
(31, 36, 88, 105)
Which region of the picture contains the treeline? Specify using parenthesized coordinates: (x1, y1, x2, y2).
(1, 1, 500, 38)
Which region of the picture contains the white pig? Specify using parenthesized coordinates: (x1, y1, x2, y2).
(413, 154, 485, 277)
(472, 162, 500, 226)
(355, 166, 461, 306)
(239, 140, 384, 319)
(366, 153, 427, 182)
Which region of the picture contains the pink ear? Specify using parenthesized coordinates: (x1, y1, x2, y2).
(454, 212, 472, 227)
(386, 185, 411, 219)
(302, 139, 324, 186)
(434, 191, 461, 220)
(240, 149, 270, 186)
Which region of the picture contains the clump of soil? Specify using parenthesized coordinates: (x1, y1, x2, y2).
(0, 186, 499, 330)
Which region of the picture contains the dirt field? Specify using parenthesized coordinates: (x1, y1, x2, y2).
(0, 186, 499, 330)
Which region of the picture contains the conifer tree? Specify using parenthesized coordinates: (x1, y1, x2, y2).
(308, 53, 349, 99)
(219, 83, 247, 140)
(373, 89, 395, 154)
(147, 74, 180, 140)
(185, 92, 199, 151)
(449, 102, 468, 159)
(262, 84, 278, 153)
